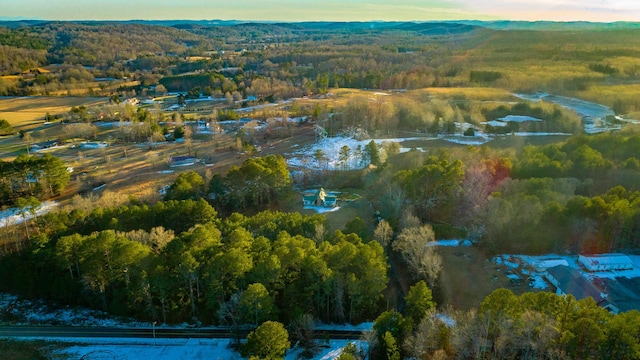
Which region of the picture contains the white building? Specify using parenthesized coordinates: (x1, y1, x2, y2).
(579, 253, 634, 272)
(80, 141, 108, 149)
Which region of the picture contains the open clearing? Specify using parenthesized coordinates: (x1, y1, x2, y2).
(440, 246, 533, 310)
(0, 96, 108, 128)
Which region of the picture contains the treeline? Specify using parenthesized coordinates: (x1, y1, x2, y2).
(0, 23, 206, 74)
(482, 101, 582, 134)
(207, 155, 291, 213)
(45, 23, 206, 67)
(365, 132, 640, 254)
(324, 95, 582, 138)
(513, 134, 640, 183)
(0, 45, 47, 75)
(0, 154, 70, 207)
(3, 21, 640, 114)
(158, 71, 230, 93)
(162, 156, 291, 214)
(365, 288, 640, 360)
(0, 199, 388, 325)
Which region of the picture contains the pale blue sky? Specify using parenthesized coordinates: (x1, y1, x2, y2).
(2, 0, 639, 22)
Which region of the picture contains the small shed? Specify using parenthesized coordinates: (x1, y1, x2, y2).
(579, 254, 634, 272)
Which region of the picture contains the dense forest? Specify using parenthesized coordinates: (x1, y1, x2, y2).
(2, 21, 640, 112)
(3, 145, 640, 358)
(2, 138, 640, 316)
(0, 198, 388, 326)
(368, 288, 640, 360)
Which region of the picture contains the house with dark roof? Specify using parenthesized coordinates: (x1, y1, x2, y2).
(545, 265, 605, 302)
(30, 140, 60, 152)
(602, 277, 640, 314)
(302, 188, 338, 208)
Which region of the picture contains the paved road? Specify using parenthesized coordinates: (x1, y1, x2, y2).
(0, 326, 362, 340)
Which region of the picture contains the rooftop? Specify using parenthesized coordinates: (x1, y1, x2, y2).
(579, 253, 634, 266)
(547, 265, 605, 303)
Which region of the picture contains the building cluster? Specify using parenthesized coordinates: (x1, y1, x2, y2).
(544, 253, 637, 314)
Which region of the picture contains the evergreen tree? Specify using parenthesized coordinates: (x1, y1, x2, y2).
(244, 321, 290, 359)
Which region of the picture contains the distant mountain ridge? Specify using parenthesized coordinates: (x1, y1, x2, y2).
(2, 19, 640, 31)
(451, 20, 640, 31)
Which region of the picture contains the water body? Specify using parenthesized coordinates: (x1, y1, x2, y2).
(517, 93, 614, 119)
(515, 93, 618, 134)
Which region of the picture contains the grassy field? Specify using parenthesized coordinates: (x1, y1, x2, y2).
(439, 246, 534, 310)
(418, 87, 516, 101)
(0, 96, 108, 129)
(577, 83, 640, 110)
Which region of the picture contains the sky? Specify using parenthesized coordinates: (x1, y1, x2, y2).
(1, 0, 640, 22)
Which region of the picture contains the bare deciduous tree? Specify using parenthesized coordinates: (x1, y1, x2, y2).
(399, 207, 421, 231)
(312, 223, 328, 245)
(289, 313, 317, 355)
(374, 220, 393, 247)
(392, 224, 442, 287)
(218, 291, 244, 346)
(404, 310, 449, 359)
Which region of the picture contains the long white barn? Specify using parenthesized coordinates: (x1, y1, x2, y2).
(579, 253, 634, 272)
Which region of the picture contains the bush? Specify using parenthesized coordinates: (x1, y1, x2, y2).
(0, 119, 14, 135)
(244, 321, 290, 359)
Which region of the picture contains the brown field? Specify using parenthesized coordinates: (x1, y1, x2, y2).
(0, 96, 108, 128)
(418, 87, 516, 101)
(439, 246, 534, 310)
(13, 123, 317, 208)
(186, 56, 211, 62)
(45, 80, 140, 97)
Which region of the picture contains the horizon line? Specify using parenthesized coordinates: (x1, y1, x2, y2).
(2, 18, 640, 25)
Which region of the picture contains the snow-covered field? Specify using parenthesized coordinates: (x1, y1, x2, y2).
(0, 292, 370, 359)
(287, 136, 430, 171)
(515, 92, 620, 134)
(39, 337, 362, 360)
(285, 130, 574, 170)
(0, 201, 57, 228)
(303, 205, 342, 214)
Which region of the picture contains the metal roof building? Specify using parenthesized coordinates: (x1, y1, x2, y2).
(545, 265, 605, 303)
(578, 253, 634, 272)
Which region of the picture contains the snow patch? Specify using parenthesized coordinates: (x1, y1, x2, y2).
(0, 201, 58, 228)
(303, 205, 341, 214)
(287, 136, 424, 171)
(496, 115, 543, 122)
(426, 239, 472, 247)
